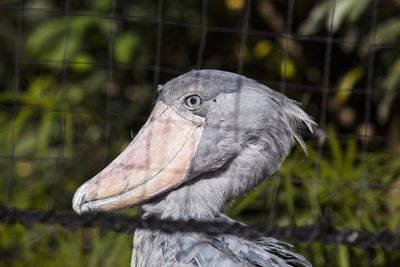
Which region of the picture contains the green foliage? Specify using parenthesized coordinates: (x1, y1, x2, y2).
(27, 17, 109, 62)
(115, 33, 138, 64)
(300, 0, 400, 126)
(334, 67, 364, 103)
(299, 0, 372, 34)
(0, 225, 132, 267)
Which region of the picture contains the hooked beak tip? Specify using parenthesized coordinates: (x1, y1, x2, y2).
(72, 184, 88, 215)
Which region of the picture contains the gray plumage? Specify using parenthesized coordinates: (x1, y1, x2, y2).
(131, 70, 315, 266)
(132, 229, 310, 267)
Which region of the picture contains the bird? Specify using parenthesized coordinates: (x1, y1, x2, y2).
(72, 69, 315, 267)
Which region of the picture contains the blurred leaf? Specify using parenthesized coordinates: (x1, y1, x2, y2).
(7, 111, 30, 151)
(68, 85, 85, 104)
(360, 17, 400, 56)
(300, 0, 371, 34)
(347, 0, 371, 23)
(327, 126, 343, 170)
(26, 17, 109, 60)
(64, 112, 73, 158)
(298, 1, 330, 35)
(15, 162, 33, 177)
(24, 76, 56, 107)
(377, 57, 400, 124)
(26, 19, 65, 57)
(253, 40, 272, 58)
(330, 0, 371, 32)
(343, 138, 357, 175)
(280, 57, 296, 79)
(383, 57, 400, 93)
(71, 53, 93, 72)
(115, 33, 138, 63)
(89, 0, 112, 12)
(37, 111, 54, 156)
(386, 176, 400, 230)
(335, 67, 364, 103)
(338, 245, 350, 267)
(374, 17, 400, 44)
(225, 0, 245, 11)
(329, 0, 354, 32)
(283, 174, 295, 220)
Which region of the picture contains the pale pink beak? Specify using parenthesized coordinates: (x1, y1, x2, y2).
(72, 101, 204, 214)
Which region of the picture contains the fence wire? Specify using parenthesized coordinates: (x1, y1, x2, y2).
(1, 205, 400, 250)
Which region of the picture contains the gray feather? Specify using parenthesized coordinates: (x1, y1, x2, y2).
(132, 225, 311, 267)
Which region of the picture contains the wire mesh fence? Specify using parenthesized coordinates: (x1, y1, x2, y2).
(0, 0, 400, 266)
(2, 204, 400, 250)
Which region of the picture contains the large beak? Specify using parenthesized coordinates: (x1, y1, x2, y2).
(72, 101, 204, 214)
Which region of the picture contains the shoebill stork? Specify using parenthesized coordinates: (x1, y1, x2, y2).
(73, 70, 315, 267)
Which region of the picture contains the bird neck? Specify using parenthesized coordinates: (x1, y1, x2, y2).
(142, 175, 228, 221)
(142, 143, 277, 221)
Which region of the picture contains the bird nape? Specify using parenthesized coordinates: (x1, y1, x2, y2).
(73, 69, 315, 267)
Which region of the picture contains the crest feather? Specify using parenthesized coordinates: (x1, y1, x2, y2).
(283, 100, 317, 154)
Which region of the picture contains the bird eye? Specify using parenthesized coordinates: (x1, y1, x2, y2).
(184, 95, 202, 110)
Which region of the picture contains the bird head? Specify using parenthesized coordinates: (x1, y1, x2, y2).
(73, 70, 315, 215)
